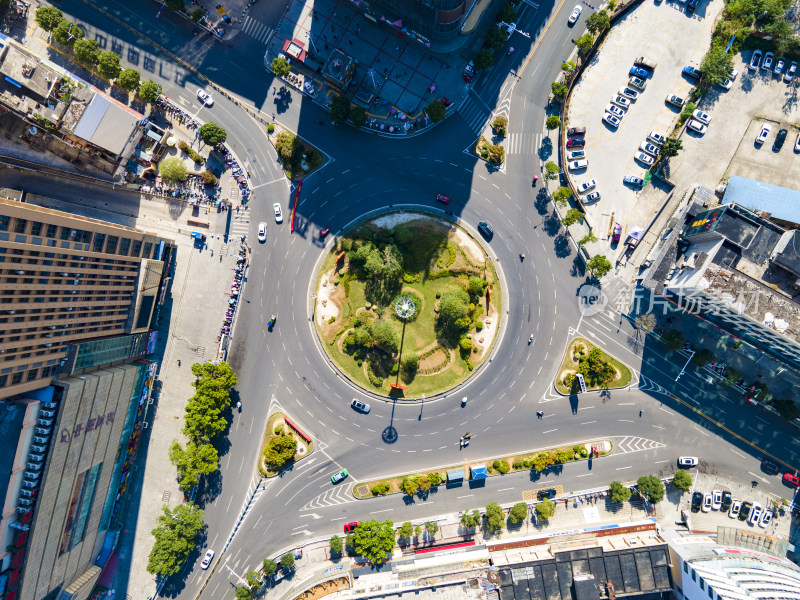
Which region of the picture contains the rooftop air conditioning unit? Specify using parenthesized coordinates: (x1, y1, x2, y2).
(30, 445, 46, 453)
(16, 507, 30, 515)
(39, 410, 55, 417)
(17, 499, 32, 507)
(37, 419, 52, 427)
(24, 470, 40, 480)
(34, 427, 51, 435)
(25, 463, 41, 471)
(32, 436, 48, 444)
(28, 454, 44, 462)
(21, 480, 36, 489)
(19, 489, 33, 498)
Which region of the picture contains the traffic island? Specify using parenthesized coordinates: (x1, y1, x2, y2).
(258, 412, 315, 476)
(474, 136, 505, 166)
(314, 212, 502, 399)
(353, 439, 612, 498)
(266, 123, 325, 180)
(554, 337, 633, 394)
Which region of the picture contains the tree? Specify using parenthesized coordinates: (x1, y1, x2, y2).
(546, 115, 561, 130)
(474, 49, 494, 70)
(147, 502, 205, 576)
(350, 106, 368, 128)
(330, 95, 351, 122)
(491, 115, 508, 136)
(53, 20, 83, 46)
(467, 275, 487, 298)
(402, 477, 419, 496)
(672, 470, 692, 492)
(236, 587, 253, 600)
(35, 6, 63, 31)
(637, 475, 666, 504)
(496, 2, 517, 23)
(97, 51, 122, 80)
(661, 329, 684, 351)
(417, 474, 432, 492)
(691, 348, 714, 368)
(425, 521, 439, 539)
(635, 313, 657, 332)
(73, 39, 100, 66)
(169, 440, 219, 491)
(700, 46, 733, 87)
(485, 27, 509, 50)
(562, 208, 584, 227)
(264, 435, 297, 470)
(587, 254, 612, 277)
(485, 503, 505, 531)
(246, 570, 261, 587)
(159, 157, 188, 183)
(545, 160, 561, 179)
(579, 347, 615, 386)
(271, 57, 290, 77)
(199, 122, 227, 146)
(118, 68, 141, 91)
(139, 80, 161, 103)
(561, 61, 577, 73)
(402, 353, 419, 373)
(263, 558, 278, 577)
(773, 398, 800, 421)
(609, 480, 631, 503)
(371, 320, 399, 353)
(437, 289, 471, 335)
(535, 499, 555, 520)
(280, 552, 295, 570)
(659, 137, 683, 159)
(579, 232, 598, 246)
(398, 521, 414, 541)
(461, 510, 482, 529)
(508, 502, 528, 524)
(551, 81, 568, 101)
(586, 10, 610, 34)
(553, 186, 572, 206)
(426, 99, 446, 122)
(329, 535, 343, 554)
(487, 143, 505, 164)
(574, 33, 594, 53)
(351, 520, 395, 564)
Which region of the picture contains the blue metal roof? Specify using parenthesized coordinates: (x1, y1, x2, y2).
(722, 175, 800, 224)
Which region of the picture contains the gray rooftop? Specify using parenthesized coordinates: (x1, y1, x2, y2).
(0, 43, 57, 101)
(721, 175, 800, 226)
(69, 90, 140, 155)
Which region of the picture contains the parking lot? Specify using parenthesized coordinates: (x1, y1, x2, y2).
(565, 0, 725, 252)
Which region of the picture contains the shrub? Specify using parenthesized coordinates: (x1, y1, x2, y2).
(274, 425, 283, 435)
(476, 321, 483, 331)
(267, 123, 275, 133)
(497, 460, 510, 474)
(201, 170, 217, 185)
(159, 157, 188, 183)
(371, 482, 390, 495)
(429, 472, 442, 486)
(459, 336, 473, 352)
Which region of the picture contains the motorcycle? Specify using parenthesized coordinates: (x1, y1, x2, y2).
(268, 314, 277, 330)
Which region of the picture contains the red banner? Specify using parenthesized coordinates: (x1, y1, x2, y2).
(290, 180, 303, 233)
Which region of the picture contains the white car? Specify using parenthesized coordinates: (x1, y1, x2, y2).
(628, 76, 646, 90)
(748, 502, 763, 525)
(763, 52, 774, 70)
(569, 5, 582, 23)
(602, 113, 621, 128)
(619, 87, 639, 100)
(729, 499, 742, 518)
(785, 61, 797, 83)
(567, 150, 586, 160)
(702, 493, 712, 512)
(677, 456, 698, 467)
(196, 88, 214, 107)
(728, 68, 739, 80)
(712, 490, 723, 510)
(201, 549, 215, 569)
(568, 159, 588, 171)
(606, 104, 625, 117)
(749, 49, 762, 70)
(582, 191, 601, 203)
(273, 202, 283, 223)
(648, 131, 665, 145)
(719, 78, 734, 90)
(692, 109, 712, 125)
(635, 152, 654, 166)
(350, 398, 371, 413)
(755, 124, 771, 145)
(577, 179, 597, 192)
(687, 119, 707, 134)
(611, 95, 631, 108)
(795, 133, 800, 152)
(759, 507, 773, 527)
(258, 222, 267, 242)
(640, 142, 661, 157)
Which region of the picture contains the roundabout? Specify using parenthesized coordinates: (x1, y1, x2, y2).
(313, 211, 503, 399)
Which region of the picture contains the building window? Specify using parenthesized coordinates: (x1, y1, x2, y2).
(105, 236, 118, 254)
(691, 569, 696, 582)
(26, 369, 38, 381)
(59, 463, 102, 555)
(0, 375, 5, 387)
(11, 372, 22, 384)
(60, 226, 72, 240)
(46, 224, 57, 238)
(30, 221, 42, 236)
(708, 588, 713, 599)
(0, 215, 8, 231)
(13, 218, 26, 233)
(93, 233, 106, 252)
(119, 238, 130, 256)
(131, 240, 142, 257)
(41, 367, 50, 378)
(683, 563, 688, 573)
(143, 242, 152, 259)
(699, 580, 704, 590)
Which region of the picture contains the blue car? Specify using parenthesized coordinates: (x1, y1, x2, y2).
(629, 66, 649, 79)
(683, 65, 701, 80)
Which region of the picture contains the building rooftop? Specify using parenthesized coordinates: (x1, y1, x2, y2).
(0, 43, 57, 101)
(721, 175, 800, 227)
(62, 87, 141, 156)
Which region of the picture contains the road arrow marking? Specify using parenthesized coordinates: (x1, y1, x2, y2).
(300, 513, 321, 519)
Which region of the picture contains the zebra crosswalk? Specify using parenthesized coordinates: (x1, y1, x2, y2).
(613, 436, 666, 454)
(458, 96, 491, 134)
(228, 210, 250, 244)
(505, 132, 543, 156)
(241, 16, 274, 44)
(300, 482, 355, 511)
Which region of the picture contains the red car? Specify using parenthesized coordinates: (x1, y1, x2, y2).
(435, 194, 450, 204)
(612, 223, 622, 243)
(566, 138, 586, 148)
(783, 472, 800, 486)
(343, 521, 359, 533)
(320, 227, 330, 238)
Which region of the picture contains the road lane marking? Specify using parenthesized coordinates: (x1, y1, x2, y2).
(616, 466, 632, 470)
(542, 429, 558, 433)
(498, 487, 515, 491)
(370, 509, 393, 514)
(576, 473, 593, 478)
(581, 421, 597, 425)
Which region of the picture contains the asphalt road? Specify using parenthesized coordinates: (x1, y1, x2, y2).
(13, 2, 800, 599)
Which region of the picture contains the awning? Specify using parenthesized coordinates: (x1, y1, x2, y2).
(4, 76, 21, 88)
(628, 226, 646, 241)
(470, 464, 488, 480)
(447, 468, 465, 482)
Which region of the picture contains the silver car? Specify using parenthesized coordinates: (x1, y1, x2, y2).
(350, 399, 371, 413)
(577, 179, 597, 192)
(606, 104, 625, 117)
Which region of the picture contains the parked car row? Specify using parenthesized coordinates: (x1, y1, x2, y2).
(687, 107, 712, 135)
(602, 61, 653, 131)
(634, 130, 667, 166)
(691, 489, 774, 527)
(749, 50, 798, 83)
(754, 123, 797, 152)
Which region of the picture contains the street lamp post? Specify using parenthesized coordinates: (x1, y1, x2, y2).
(675, 350, 695, 382)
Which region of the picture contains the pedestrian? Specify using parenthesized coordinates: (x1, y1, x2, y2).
(348, 39, 353, 45)
(272, 86, 276, 95)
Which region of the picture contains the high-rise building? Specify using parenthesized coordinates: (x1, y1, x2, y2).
(0, 190, 173, 398)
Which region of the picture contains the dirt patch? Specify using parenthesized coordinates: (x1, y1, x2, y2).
(316, 267, 342, 332)
(420, 347, 448, 370)
(472, 303, 498, 361)
(449, 227, 485, 265)
(292, 576, 350, 600)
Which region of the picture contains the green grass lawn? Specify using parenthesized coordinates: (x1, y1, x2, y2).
(555, 337, 633, 394)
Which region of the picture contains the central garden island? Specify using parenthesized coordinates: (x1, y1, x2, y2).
(313, 213, 502, 398)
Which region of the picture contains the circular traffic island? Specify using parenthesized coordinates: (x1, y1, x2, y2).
(314, 212, 502, 399)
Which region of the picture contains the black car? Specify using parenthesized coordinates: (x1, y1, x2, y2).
(739, 501, 752, 521)
(686, 0, 699, 12)
(762, 459, 781, 475)
(774, 128, 788, 151)
(537, 488, 557, 500)
(691, 491, 703, 512)
(721, 490, 732, 511)
(477, 221, 493, 240)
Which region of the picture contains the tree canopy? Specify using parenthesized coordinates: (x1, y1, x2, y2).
(700, 45, 734, 88)
(586, 10, 610, 34)
(330, 95, 351, 121)
(35, 6, 63, 31)
(139, 80, 161, 103)
(73, 39, 100, 66)
(551, 81, 568, 101)
(118, 68, 141, 91)
(159, 157, 188, 184)
(350, 106, 368, 127)
(426, 99, 446, 122)
(351, 520, 396, 564)
(437, 289, 472, 336)
(609, 480, 631, 503)
(574, 33, 594, 53)
(97, 51, 122, 80)
(587, 254, 612, 277)
(485, 502, 505, 530)
(637, 475, 666, 504)
(53, 20, 83, 46)
(535, 499, 555, 520)
(199, 122, 228, 146)
(672, 470, 693, 492)
(263, 435, 298, 470)
(461, 510, 482, 529)
(147, 502, 205, 576)
(182, 361, 237, 442)
(508, 502, 528, 524)
(169, 440, 219, 491)
(474, 49, 494, 70)
(272, 57, 290, 77)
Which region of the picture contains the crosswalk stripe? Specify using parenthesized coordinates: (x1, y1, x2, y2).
(242, 16, 273, 43)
